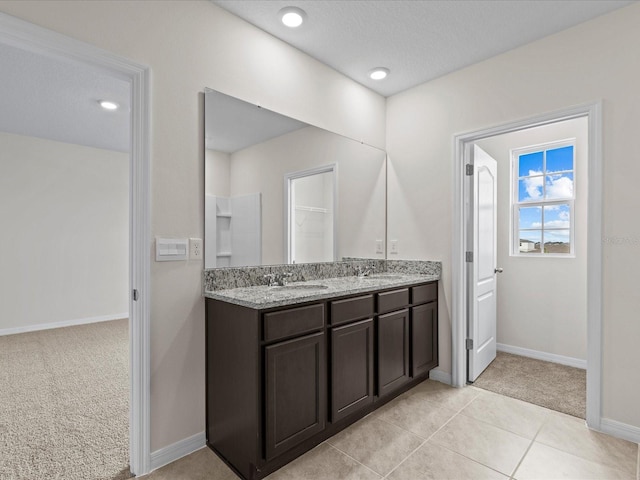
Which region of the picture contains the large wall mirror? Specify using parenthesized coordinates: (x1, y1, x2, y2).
(204, 88, 386, 268)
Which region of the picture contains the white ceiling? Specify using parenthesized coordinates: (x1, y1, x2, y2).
(0, 42, 130, 152)
(213, 0, 634, 97)
(0, 2, 633, 152)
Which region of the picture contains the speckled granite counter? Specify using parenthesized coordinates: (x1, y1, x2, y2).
(204, 272, 439, 309)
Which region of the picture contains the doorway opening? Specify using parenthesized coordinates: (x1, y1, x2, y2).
(285, 164, 337, 264)
(452, 102, 602, 429)
(470, 117, 587, 419)
(0, 12, 151, 475)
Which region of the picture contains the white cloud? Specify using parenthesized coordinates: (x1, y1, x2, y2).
(546, 175, 573, 199)
(543, 220, 570, 228)
(522, 174, 543, 200)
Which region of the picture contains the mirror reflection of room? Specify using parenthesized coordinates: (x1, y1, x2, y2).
(204, 88, 386, 268)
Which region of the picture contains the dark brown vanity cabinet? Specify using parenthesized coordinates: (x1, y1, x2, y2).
(375, 284, 439, 398)
(377, 308, 410, 397)
(265, 331, 326, 460)
(206, 280, 438, 480)
(329, 295, 375, 422)
(411, 283, 439, 377)
(411, 302, 438, 377)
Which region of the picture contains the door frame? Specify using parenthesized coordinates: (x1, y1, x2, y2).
(0, 12, 152, 474)
(452, 102, 602, 429)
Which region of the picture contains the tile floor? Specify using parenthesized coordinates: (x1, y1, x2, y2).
(142, 379, 639, 480)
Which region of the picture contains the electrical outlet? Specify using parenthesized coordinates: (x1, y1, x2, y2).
(390, 239, 399, 254)
(376, 239, 384, 254)
(189, 238, 203, 260)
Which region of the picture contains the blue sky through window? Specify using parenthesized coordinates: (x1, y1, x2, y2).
(544, 204, 570, 228)
(518, 145, 574, 202)
(519, 205, 541, 229)
(546, 146, 573, 173)
(518, 151, 543, 176)
(519, 230, 541, 244)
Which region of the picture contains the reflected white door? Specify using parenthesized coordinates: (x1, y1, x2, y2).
(468, 145, 498, 382)
(285, 164, 337, 264)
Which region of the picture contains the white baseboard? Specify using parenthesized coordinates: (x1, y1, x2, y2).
(150, 431, 206, 472)
(597, 418, 640, 445)
(429, 368, 452, 385)
(0, 312, 129, 336)
(497, 343, 587, 370)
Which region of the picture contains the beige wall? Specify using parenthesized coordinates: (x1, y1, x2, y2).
(205, 149, 230, 197)
(228, 126, 386, 264)
(0, 0, 386, 451)
(387, 4, 640, 427)
(0, 132, 128, 332)
(476, 118, 588, 362)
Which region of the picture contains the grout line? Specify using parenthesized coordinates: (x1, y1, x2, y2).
(509, 418, 546, 479)
(382, 438, 428, 479)
(383, 404, 466, 479)
(457, 408, 543, 442)
(427, 410, 516, 478)
(325, 442, 385, 478)
(430, 442, 509, 479)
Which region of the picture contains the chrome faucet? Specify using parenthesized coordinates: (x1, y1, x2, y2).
(355, 264, 375, 278)
(264, 272, 293, 287)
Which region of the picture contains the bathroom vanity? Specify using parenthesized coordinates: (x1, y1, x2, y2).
(205, 273, 438, 479)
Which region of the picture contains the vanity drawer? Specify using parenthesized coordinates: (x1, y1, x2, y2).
(263, 304, 325, 342)
(411, 283, 437, 305)
(330, 294, 375, 326)
(377, 288, 410, 314)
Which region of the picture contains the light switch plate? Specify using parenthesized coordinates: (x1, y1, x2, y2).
(376, 239, 384, 254)
(156, 237, 188, 261)
(390, 239, 399, 254)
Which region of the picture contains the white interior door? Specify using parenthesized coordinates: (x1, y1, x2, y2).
(468, 145, 499, 382)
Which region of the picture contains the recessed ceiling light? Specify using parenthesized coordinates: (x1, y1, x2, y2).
(369, 68, 390, 80)
(279, 7, 306, 28)
(99, 100, 119, 111)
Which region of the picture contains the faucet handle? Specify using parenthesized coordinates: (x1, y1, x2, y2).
(278, 272, 293, 286)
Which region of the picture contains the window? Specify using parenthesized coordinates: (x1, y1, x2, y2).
(512, 141, 575, 256)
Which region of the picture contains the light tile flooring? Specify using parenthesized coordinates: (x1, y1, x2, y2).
(143, 380, 639, 480)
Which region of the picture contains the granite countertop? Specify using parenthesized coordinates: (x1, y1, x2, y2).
(204, 273, 439, 309)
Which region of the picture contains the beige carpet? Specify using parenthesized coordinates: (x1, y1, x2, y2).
(473, 351, 586, 419)
(0, 319, 131, 479)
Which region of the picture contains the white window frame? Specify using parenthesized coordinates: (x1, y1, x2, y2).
(511, 139, 576, 257)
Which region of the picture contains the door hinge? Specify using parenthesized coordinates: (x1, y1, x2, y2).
(465, 164, 474, 175)
(465, 251, 473, 262)
(132, 289, 139, 301)
(466, 338, 473, 350)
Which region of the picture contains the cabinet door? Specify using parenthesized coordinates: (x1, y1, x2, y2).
(264, 332, 326, 461)
(411, 302, 438, 378)
(330, 318, 374, 422)
(377, 309, 410, 397)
